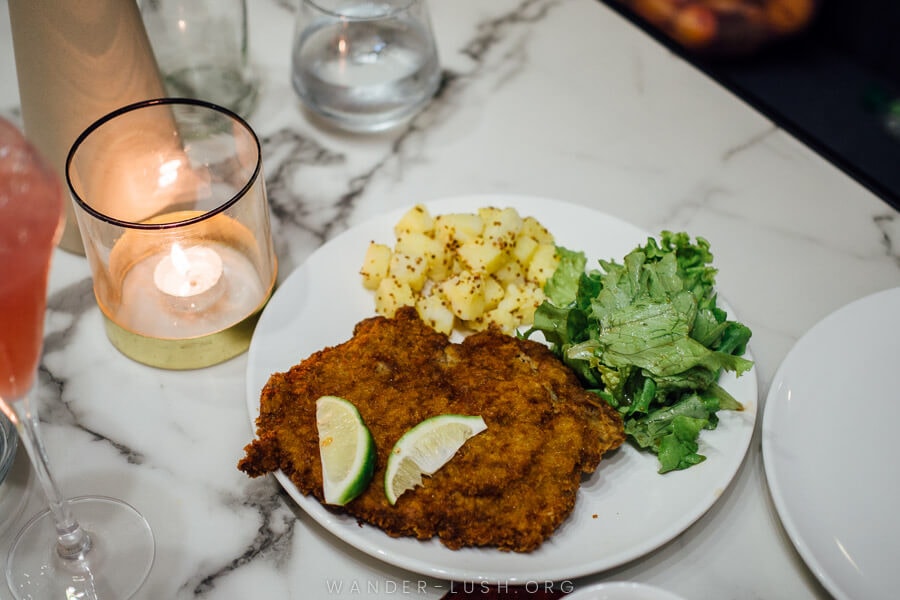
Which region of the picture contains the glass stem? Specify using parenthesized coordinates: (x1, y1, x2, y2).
(10, 391, 92, 560)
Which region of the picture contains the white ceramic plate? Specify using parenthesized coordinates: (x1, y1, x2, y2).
(246, 194, 758, 583)
(566, 582, 686, 600)
(763, 286, 900, 600)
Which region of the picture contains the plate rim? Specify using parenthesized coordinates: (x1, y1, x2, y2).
(565, 581, 687, 600)
(245, 193, 759, 583)
(762, 286, 900, 600)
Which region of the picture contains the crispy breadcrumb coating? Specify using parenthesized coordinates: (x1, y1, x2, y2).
(239, 307, 624, 552)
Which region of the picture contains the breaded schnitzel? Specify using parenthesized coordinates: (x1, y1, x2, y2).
(238, 307, 624, 552)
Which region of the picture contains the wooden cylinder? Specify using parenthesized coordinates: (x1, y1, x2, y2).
(8, 0, 166, 254)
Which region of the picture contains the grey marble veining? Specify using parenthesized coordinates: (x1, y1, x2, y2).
(0, 0, 898, 598)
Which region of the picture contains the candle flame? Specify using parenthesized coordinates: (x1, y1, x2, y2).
(169, 242, 190, 276)
(154, 243, 224, 301)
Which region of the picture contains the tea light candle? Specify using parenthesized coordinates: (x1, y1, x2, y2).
(153, 243, 224, 311)
(114, 234, 267, 341)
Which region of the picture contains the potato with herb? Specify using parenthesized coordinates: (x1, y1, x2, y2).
(360, 204, 560, 334)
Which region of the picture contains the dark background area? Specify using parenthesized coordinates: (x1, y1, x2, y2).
(602, 0, 900, 212)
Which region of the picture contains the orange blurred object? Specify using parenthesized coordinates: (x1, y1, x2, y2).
(631, 0, 683, 27)
(620, 0, 819, 56)
(672, 4, 719, 48)
(765, 0, 817, 35)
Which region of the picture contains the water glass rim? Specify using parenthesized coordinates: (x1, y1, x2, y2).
(65, 97, 262, 231)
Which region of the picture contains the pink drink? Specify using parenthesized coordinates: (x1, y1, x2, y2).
(0, 119, 64, 401)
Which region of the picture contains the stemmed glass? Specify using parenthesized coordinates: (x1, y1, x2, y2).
(0, 119, 155, 598)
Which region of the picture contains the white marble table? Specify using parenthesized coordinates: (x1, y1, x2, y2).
(1, 0, 898, 598)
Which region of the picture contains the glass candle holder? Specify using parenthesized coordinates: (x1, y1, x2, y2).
(67, 99, 277, 369)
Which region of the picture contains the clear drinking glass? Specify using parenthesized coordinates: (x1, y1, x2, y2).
(141, 0, 258, 118)
(291, 0, 442, 132)
(0, 119, 155, 598)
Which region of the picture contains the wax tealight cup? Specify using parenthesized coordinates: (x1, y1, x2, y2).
(66, 98, 277, 369)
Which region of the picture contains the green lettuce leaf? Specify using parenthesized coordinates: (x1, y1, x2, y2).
(544, 246, 587, 307)
(528, 232, 753, 473)
(623, 393, 719, 473)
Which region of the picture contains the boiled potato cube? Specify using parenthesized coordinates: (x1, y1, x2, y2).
(393, 204, 434, 237)
(493, 284, 537, 330)
(494, 259, 526, 287)
(388, 252, 428, 292)
(375, 275, 415, 316)
(511, 234, 540, 265)
(416, 292, 455, 335)
(438, 271, 486, 321)
(434, 213, 484, 246)
(457, 238, 509, 274)
(527, 243, 559, 285)
(482, 207, 523, 250)
(483, 275, 505, 311)
(395, 232, 443, 264)
(477, 206, 502, 224)
(428, 246, 454, 280)
(481, 306, 518, 334)
(360, 242, 392, 290)
(520, 216, 554, 244)
(496, 283, 526, 314)
(513, 285, 546, 323)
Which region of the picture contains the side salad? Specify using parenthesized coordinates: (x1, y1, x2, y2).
(525, 231, 753, 473)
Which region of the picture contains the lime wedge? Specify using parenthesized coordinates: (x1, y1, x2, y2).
(384, 414, 487, 505)
(316, 396, 376, 506)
